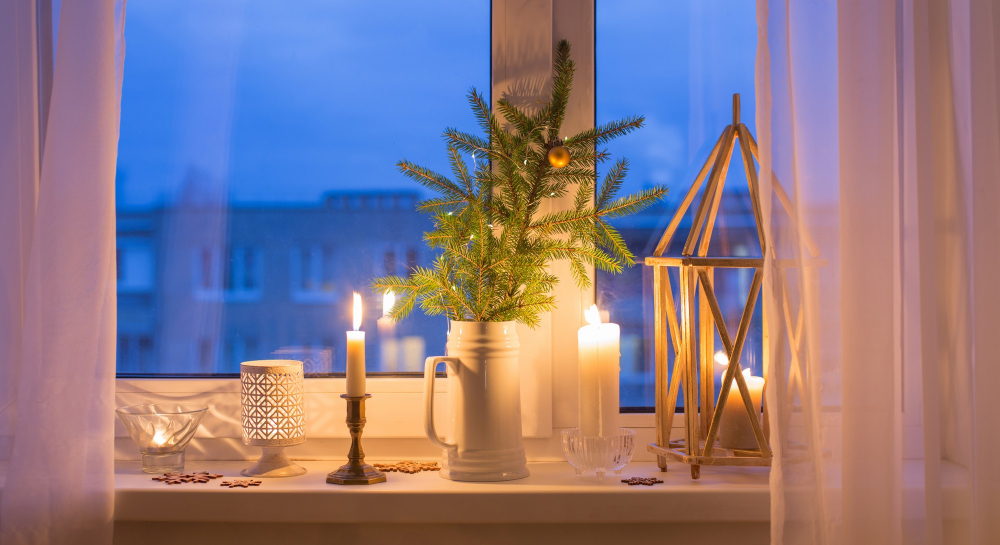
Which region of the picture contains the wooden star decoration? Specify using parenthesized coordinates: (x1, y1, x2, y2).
(621, 477, 665, 486)
(151, 472, 224, 485)
(220, 479, 263, 488)
(372, 461, 440, 474)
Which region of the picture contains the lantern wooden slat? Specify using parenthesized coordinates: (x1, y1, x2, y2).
(653, 132, 726, 256)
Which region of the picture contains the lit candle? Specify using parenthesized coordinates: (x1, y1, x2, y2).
(577, 305, 620, 437)
(377, 291, 398, 372)
(151, 429, 169, 448)
(346, 292, 366, 397)
(714, 350, 729, 386)
(719, 368, 765, 450)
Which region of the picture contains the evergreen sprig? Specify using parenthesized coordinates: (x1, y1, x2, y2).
(372, 40, 667, 327)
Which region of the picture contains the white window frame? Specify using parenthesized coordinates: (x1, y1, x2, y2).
(109, 0, 659, 460)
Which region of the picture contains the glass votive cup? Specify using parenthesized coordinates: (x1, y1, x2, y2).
(115, 404, 208, 473)
(561, 428, 636, 481)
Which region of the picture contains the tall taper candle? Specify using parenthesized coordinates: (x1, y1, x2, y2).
(346, 292, 366, 397)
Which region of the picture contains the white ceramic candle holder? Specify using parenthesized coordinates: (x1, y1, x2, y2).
(240, 360, 307, 477)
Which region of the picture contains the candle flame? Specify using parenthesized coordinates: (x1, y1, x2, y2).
(584, 304, 602, 325)
(714, 350, 728, 366)
(152, 429, 168, 447)
(743, 368, 752, 378)
(353, 292, 362, 331)
(382, 291, 395, 318)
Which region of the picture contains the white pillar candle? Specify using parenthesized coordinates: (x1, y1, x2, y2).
(719, 368, 765, 450)
(577, 305, 620, 437)
(377, 292, 397, 372)
(346, 292, 366, 397)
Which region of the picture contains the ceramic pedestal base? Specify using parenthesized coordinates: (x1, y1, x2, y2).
(241, 446, 307, 478)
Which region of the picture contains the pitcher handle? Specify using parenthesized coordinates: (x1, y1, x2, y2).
(424, 357, 460, 451)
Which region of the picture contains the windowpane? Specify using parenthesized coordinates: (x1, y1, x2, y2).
(597, 1, 759, 408)
(116, 1, 489, 376)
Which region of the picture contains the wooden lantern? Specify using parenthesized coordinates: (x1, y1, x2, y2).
(645, 94, 771, 479)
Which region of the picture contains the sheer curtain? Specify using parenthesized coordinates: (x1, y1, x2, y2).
(0, 0, 125, 543)
(757, 0, 1000, 544)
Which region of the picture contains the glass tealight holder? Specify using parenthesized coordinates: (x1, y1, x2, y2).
(116, 404, 208, 473)
(561, 428, 636, 481)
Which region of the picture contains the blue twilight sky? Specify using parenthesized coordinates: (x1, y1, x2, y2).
(115, 0, 756, 208)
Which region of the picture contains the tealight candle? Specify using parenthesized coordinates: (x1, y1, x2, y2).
(346, 292, 366, 397)
(577, 305, 620, 437)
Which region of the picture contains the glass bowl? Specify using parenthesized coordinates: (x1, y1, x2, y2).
(115, 404, 208, 473)
(561, 428, 636, 481)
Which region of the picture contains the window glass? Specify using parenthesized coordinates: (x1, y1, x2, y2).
(116, 1, 489, 375)
(597, 1, 759, 408)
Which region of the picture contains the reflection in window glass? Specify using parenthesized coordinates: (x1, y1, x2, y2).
(597, 1, 759, 408)
(115, 1, 489, 375)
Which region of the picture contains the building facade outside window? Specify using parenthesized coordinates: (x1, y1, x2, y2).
(115, 1, 486, 377)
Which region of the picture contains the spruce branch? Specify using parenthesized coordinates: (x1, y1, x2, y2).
(372, 39, 667, 327)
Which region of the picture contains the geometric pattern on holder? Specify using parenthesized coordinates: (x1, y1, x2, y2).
(240, 363, 305, 447)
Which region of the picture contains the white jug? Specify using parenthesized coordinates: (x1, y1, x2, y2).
(423, 320, 529, 481)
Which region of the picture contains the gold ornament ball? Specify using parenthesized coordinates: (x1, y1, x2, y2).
(547, 145, 571, 168)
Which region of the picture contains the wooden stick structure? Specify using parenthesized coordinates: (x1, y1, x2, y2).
(646, 94, 773, 478)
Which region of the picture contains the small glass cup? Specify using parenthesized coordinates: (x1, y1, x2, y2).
(116, 404, 208, 473)
(561, 428, 636, 481)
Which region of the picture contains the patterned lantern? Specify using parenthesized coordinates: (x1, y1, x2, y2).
(240, 359, 306, 477)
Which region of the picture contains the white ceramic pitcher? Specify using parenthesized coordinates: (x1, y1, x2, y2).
(423, 320, 529, 481)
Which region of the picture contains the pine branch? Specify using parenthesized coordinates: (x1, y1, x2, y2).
(397, 160, 465, 198)
(371, 40, 667, 327)
(597, 158, 629, 208)
(599, 185, 669, 218)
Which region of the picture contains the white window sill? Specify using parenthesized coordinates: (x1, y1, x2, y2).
(112, 460, 770, 524)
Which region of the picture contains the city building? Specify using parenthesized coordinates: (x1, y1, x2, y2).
(115, 190, 443, 375)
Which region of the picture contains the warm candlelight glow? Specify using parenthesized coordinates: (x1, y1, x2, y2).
(578, 304, 619, 437)
(347, 294, 367, 397)
(720, 366, 766, 449)
(353, 292, 362, 331)
(382, 291, 395, 318)
(152, 429, 168, 447)
(714, 350, 728, 366)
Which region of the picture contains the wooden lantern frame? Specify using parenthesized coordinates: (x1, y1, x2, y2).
(645, 94, 771, 479)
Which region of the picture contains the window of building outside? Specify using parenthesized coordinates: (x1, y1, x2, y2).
(596, 0, 759, 409)
(115, 0, 489, 376)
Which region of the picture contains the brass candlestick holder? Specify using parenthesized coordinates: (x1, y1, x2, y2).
(326, 394, 387, 485)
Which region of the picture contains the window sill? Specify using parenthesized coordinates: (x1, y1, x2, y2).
(113, 460, 770, 524)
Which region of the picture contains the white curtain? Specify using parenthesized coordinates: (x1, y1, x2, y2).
(0, 0, 125, 543)
(758, 0, 1000, 543)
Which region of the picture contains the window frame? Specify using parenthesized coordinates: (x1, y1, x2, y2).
(96, 0, 657, 454)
